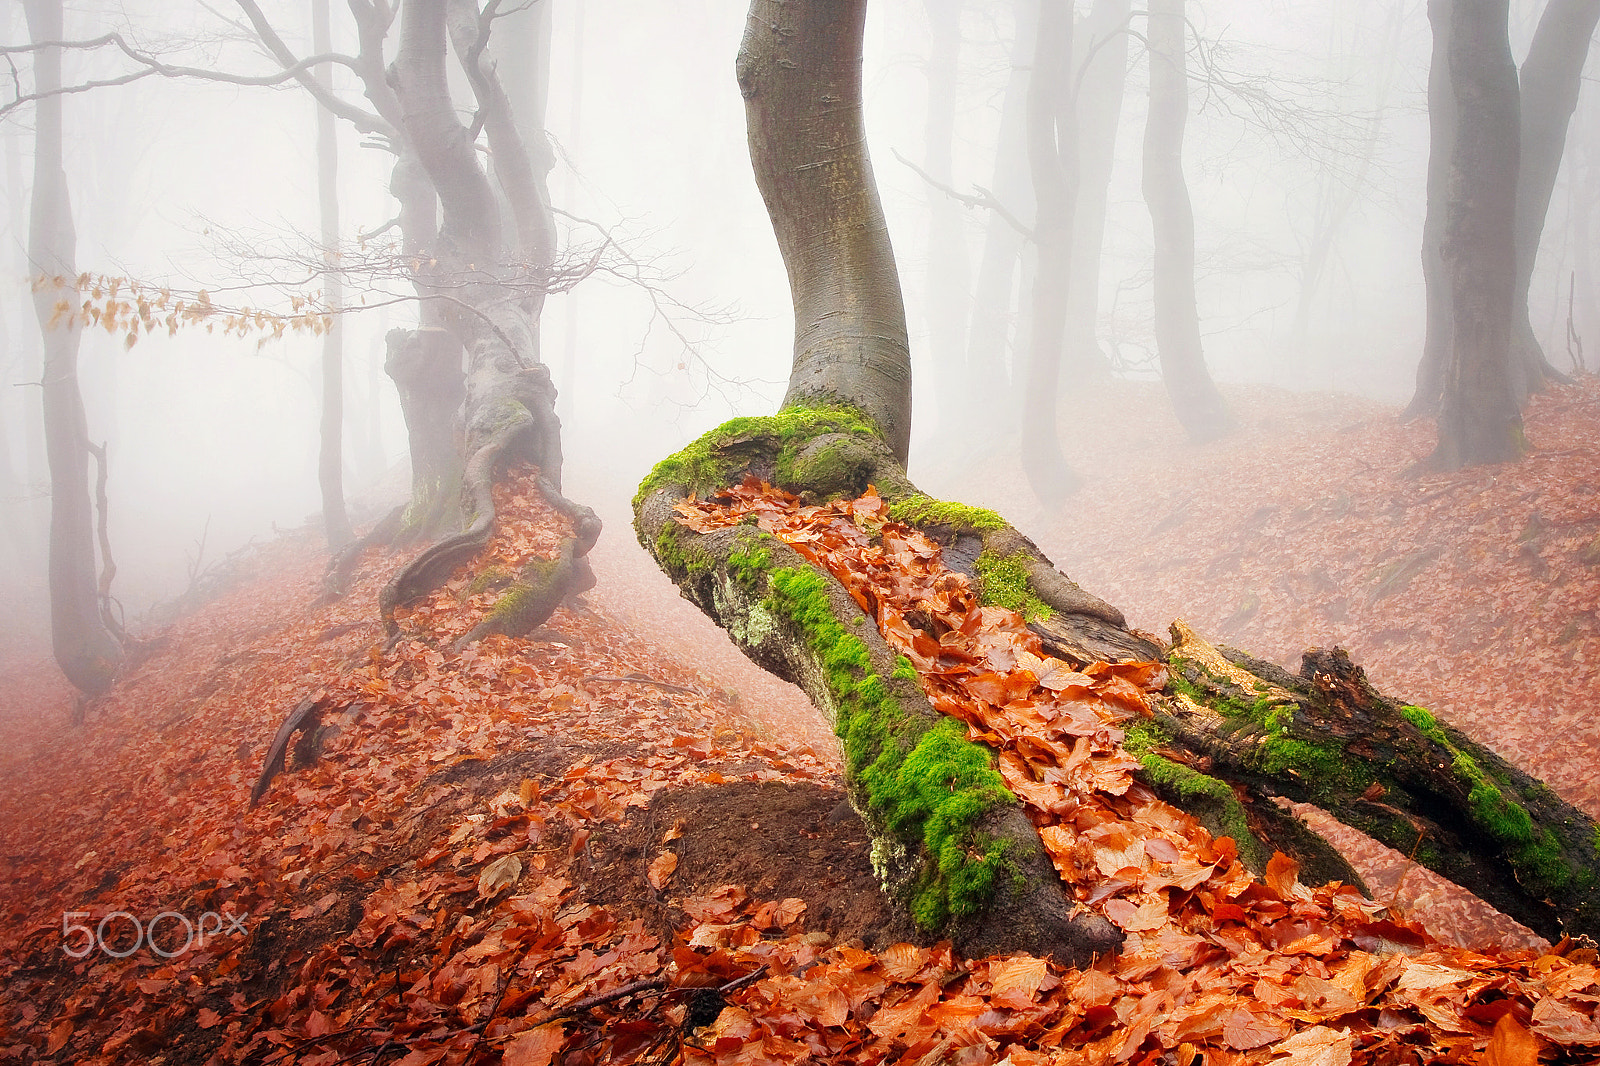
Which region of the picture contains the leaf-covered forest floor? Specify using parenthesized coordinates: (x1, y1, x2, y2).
(0, 373, 1596, 1064)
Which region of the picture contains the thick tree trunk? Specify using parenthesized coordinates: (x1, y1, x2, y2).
(1142, 0, 1231, 444)
(1020, 0, 1081, 507)
(1428, 0, 1527, 470)
(1505, 0, 1600, 400)
(638, 0, 1600, 959)
(313, 0, 353, 550)
(1062, 0, 1131, 378)
(737, 0, 913, 466)
(379, 0, 585, 634)
(962, 0, 1033, 431)
(919, 0, 970, 437)
(24, 0, 123, 699)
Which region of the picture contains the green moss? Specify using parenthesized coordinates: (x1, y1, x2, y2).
(1401, 705, 1450, 747)
(466, 565, 513, 596)
(727, 542, 772, 591)
(634, 403, 883, 508)
(1124, 721, 1262, 867)
(654, 522, 713, 580)
(972, 550, 1052, 622)
(892, 656, 918, 683)
(886, 494, 1007, 532)
(1404, 706, 1571, 892)
(764, 565, 1013, 928)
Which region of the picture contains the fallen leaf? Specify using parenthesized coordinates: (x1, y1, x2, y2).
(478, 854, 523, 899)
(1485, 1013, 1539, 1066)
(647, 851, 678, 890)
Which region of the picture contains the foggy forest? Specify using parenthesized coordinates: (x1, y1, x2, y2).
(2, 0, 1600, 1062)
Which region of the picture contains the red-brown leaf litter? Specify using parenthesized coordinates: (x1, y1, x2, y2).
(1, 376, 1598, 1065)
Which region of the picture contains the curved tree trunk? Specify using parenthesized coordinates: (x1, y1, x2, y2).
(24, 0, 123, 699)
(1062, 0, 1131, 378)
(1142, 0, 1231, 444)
(313, 0, 353, 550)
(1427, 0, 1526, 470)
(637, 0, 1600, 961)
(1020, 0, 1082, 507)
(1505, 0, 1600, 401)
(737, 0, 914, 466)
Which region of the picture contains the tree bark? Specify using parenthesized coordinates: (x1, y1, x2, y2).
(1427, 0, 1527, 470)
(1505, 0, 1600, 399)
(1142, 0, 1231, 444)
(313, 0, 353, 550)
(1410, 0, 1458, 420)
(636, 0, 1600, 958)
(737, 0, 914, 466)
(24, 0, 123, 698)
(1062, 0, 1131, 378)
(1020, 0, 1081, 507)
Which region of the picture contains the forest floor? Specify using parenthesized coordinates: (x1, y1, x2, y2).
(0, 373, 1596, 1064)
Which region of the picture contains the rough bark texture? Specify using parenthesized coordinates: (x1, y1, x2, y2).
(1142, 0, 1232, 444)
(313, 0, 353, 550)
(1020, 0, 1082, 508)
(1428, 0, 1527, 470)
(737, 0, 914, 466)
(25, 0, 123, 698)
(1062, 0, 1131, 377)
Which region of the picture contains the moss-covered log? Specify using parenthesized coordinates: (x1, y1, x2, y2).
(636, 406, 1600, 950)
(1156, 621, 1600, 942)
(636, 409, 1121, 964)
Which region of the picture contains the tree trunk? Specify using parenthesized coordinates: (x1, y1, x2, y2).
(380, 0, 587, 633)
(1020, 0, 1081, 508)
(737, 0, 914, 466)
(1142, 0, 1231, 444)
(636, 0, 1600, 959)
(962, 0, 1033, 433)
(1062, 0, 1131, 378)
(919, 0, 970, 437)
(1505, 0, 1600, 399)
(24, 0, 123, 699)
(313, 0, 353, 550)
(1428, 0, 1527, 470)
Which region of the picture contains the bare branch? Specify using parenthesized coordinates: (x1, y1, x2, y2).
(890, 147, 1032, 239)
(232, 0, 391, 137)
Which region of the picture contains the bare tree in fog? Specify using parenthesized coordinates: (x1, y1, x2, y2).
(1142, 0, 1232, 444)
(637, 0, 1600, 954)
(22, 0, 124, 698)
(1020, 0, 1082, 506)
(1063, 0, 1131, 378)
(1412, 0, 1599, 468)
(312, 0, 353, 551)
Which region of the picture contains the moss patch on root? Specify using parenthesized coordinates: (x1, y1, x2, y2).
(1124, 720, 1266, 870)
(764, 564, 1015, 928)
(634, 404, 884, 508)
(887, 494, 1007, 533)
(972, 550, 1052, 622)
